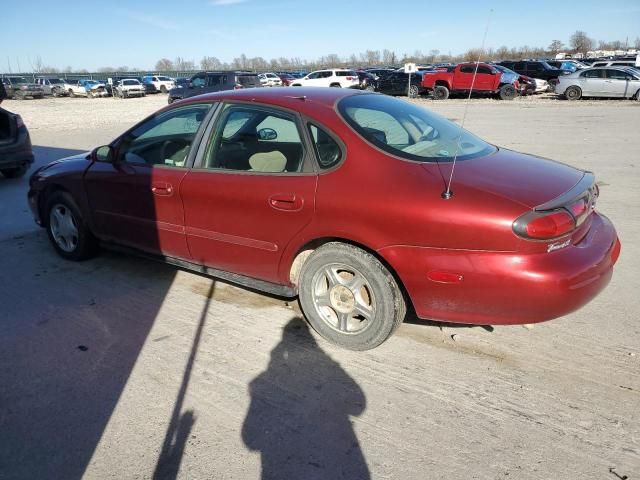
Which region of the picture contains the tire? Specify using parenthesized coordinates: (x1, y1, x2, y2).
(565, 86, 581, 101)
(45, 191, 98, 261)
(432, 85, 449, 100)
(1, 164, 29, 178)
(635, 89, 640, 101)
(408, 84, 419, 98)
(16, 91, 25, 100)
(160, 85, 167, 94)
(69, 89, 75, 98)
(499, 84, 517, 100)
(167, 97, 174, 104)
(298, 243, 406, 351)
(52, 88, 59, 97)
(365, 85, 376, 92)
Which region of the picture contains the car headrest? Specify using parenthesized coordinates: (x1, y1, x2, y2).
(248, 151, 287, 173)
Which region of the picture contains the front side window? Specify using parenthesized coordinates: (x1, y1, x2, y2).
(338, 94, 495, 162)
(117, 103, 212, 167)
(203, 104, 305, 173)
(459, 65, 475, 74)
(605, 69, 632, 80)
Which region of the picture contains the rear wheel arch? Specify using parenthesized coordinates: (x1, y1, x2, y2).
(286, 236, 413, 309)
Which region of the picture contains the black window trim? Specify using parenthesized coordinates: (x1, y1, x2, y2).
(303, 118, 347, 173)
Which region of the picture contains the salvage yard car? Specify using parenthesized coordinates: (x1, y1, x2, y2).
(27, 88, 621, 350)
(290, 69, 359, 88)
(422, 63, 519, 100)
(115, 79, 146, 98)
(556, 67, 640, 100)
(1, 77, 44, 99)
(35, 77, 72, 97)
(168, 71, 261, 104)
(0, 81, 34, 178)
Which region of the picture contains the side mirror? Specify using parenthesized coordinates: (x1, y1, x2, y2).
(257, 128, 277, 141)
(92, 145, 114, 163)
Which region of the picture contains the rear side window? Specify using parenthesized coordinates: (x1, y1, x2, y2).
(336, 71, 356, 77)
(581, 69, 603, 78)
(605, 69, 633, 80)
(308, 124, 342, 169)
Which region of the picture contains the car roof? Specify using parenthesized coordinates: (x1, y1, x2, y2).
(176, 87, 370, 113)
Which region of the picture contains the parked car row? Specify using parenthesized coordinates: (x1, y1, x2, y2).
(0, 74, 177, 100)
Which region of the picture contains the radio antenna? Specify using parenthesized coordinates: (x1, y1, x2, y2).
(442, 9, 493, 200)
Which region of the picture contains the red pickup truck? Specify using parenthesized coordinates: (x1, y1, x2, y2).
(421, 63, 519, 100)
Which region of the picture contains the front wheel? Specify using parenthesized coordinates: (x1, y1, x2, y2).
(499, 84, 517, 100)
(432, 85, 449, 100)
(160, 85, 167, 93)
(45, 191, 98, 261)
(565, 86, 582, 101)
(408, 84, 419, 98)
(298, 243, 406, 350)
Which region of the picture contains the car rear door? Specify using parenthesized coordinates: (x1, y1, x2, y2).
(84, 102, 214, 257)
(180, 102, 317, 284)
(579, 69, 605, 96)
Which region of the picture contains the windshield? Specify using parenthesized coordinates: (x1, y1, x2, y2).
(236, 75, 260, 87)
(49, 78, 65, 84)
(9, 77, 28, 83)
(338, 94, 495, 163)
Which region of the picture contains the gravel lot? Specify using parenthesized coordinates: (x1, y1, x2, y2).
(0, 92, 638, 480)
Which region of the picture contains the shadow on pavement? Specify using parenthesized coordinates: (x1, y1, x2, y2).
(153, 281, 215, 480)
(242, 318, 370, 480)
(0, 235, 177, 480)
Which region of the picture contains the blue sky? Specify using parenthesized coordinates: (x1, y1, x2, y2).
(2, 0, 639, 71)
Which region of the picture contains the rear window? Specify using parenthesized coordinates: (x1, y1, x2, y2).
(338, 94, 495, 163)
(236, 75, 260, 87)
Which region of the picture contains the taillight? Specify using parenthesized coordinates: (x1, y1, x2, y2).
(567, 197, 588, 225)
(234, 84, 243, 89)
(513, 210, 575, 240)
(346, 76, 355, 80)
(16, 115, 24, 129)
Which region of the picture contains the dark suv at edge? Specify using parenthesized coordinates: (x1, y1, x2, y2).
(168, 71, 262, 104)
(497, 60, 568, 84)
(0, 82, 35, 178)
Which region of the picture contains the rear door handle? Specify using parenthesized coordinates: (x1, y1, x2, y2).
(269, 193, 303, 212)
(151, 181, 173, 196)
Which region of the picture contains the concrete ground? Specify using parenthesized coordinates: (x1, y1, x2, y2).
(0, 94, 638, 480)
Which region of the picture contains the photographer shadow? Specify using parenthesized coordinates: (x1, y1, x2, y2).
(242, 318, 370, 480)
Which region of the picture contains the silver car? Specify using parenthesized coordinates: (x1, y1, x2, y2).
(556, 67, 640, 100)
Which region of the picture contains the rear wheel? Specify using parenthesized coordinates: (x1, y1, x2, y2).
(69, 89, 75, 98)
(499, 84, 517, 100)
(298, 243, 406, 351)
(408, 84, 419, 98)
(565, 86, 581, 101)
(432, 85, 449, 100)
(1, 164, 29, 178)
(45, 191, 98, 261)
(635, 89, 640, 101)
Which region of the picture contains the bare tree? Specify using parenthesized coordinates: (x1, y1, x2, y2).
(98, 66, 116, 73)
(429, 49, 440, 62)
(201, 56, 222, 70)
(635, 37, 640, 49)
(548, 40, 564, 54)
(155, 58, 174, 71)
(570, 30, 593, 55)
(174, 57, 195, 71)
(32, 55, 44, 74)
(325, 53, 341, 67)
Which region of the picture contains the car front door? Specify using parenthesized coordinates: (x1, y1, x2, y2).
(180, 102, 317, 283)
(84, 102, 214, 257)
(602, 69, 638, 97)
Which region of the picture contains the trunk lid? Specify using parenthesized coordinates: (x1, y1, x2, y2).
(431, 148, 587, 209)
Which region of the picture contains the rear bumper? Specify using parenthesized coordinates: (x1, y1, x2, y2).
(0, 129, 34, 169)
(379, 212, 620, 325)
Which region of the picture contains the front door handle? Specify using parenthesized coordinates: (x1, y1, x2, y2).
(151, 181, 173, 196)
(269, 193, 303, 212)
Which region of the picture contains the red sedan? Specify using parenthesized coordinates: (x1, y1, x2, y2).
(27, 88, 621, 350)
